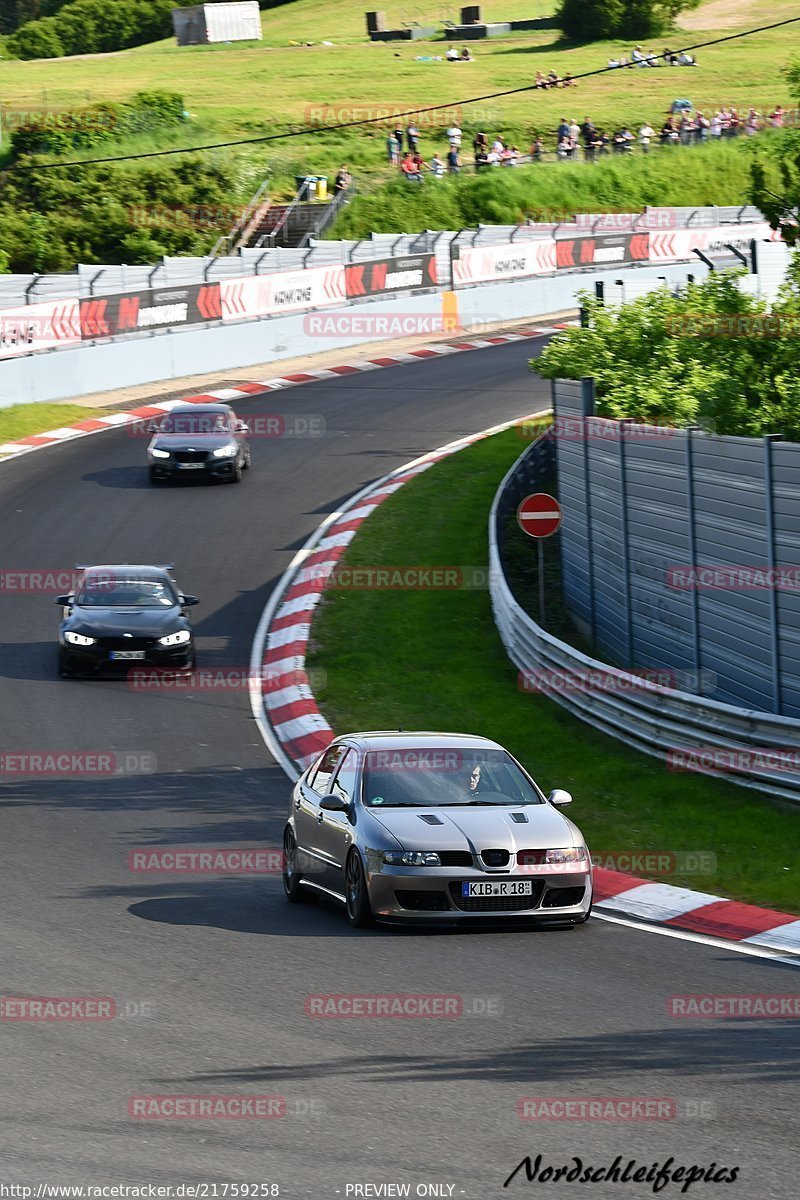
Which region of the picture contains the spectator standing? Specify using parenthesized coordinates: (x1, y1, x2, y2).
(569, 118, 581, 147)
(556, 117, 570, 144)
(473, 130, 488, 156)
(446, 145, 461, 173)
(386, 130, 400, 165)
(406, 123, 420, 152)
(429, 152, 445, 177)
(393, 124, 405, 151)
(334, 164, 351, 194)
(447, 122, 462, 149)
(639, 121, 654, 152)
(529, 135, 543, 161)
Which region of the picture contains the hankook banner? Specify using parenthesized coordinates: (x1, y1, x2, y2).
(344, 254, 437, 298)
(80, 283, 221, 339)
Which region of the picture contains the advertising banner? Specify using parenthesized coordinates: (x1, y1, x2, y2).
(221, 265, 346, 321)
(344, 254, 437, 298)
(554, 232, 650, 270)
(80, 283, 221, 339)
(648, 223, 775, 263)
(0, 297, 81, 359)
(452, 239, 557, 288)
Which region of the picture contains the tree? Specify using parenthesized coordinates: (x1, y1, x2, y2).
(750, 59, 800, 247)
(557, 0, 700, 42)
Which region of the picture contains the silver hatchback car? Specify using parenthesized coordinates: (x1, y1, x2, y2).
(283, 731, 593, 927)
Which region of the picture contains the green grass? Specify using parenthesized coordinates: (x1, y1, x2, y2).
(0, 402, 107, 449)
(307, 427, 800, 914)
(331, 136, 788, 236)
(0, 0, 797, 201)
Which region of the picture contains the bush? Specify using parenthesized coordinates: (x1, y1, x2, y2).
(531, 272, 800, 441)
(6, 0, 178, 58)
(7, 90, 185, 157)
(556, 0, 700, 41)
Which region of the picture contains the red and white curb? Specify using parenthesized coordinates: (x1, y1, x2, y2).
(0, 325, 566, 462)
(249, 416, 800, 959)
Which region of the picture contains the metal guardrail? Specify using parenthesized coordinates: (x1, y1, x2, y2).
(1, 206, 769, 310)
(489, 429, 800, 806)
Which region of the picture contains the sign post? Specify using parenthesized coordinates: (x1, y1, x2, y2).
(516, 493, 563, 627)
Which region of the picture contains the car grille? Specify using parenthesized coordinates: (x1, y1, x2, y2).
(480, 848, 510, 867)
(97, 637, 157, 651)
(438, 851, 473, 867)
(173, 450, 209, 463)
(449, 882, 545, 912)
(395, 890, 449, 912)
(541, 886, 586, 908)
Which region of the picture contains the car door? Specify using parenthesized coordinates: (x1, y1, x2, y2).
(294, 743, 348, 886)
(315, 748, 359, 891)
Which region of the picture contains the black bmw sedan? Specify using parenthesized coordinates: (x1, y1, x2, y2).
(147, 403, 250, 484)
(56, 565, 198, 677)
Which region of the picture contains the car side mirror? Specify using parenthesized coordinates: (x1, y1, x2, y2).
(319, 793, 349, 813)
(180, 595, 199, 607)
(548, 789, 573, 806)
(55, 594, 72, 607)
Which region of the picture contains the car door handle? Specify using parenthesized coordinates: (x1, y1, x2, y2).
(316, 811, 324, 823)
(295, 797, 302, 809)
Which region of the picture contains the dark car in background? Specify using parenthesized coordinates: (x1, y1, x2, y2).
(56, 565, 198, 677)
(147, 403, 250, 484)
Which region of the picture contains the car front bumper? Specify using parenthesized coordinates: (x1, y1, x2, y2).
(59, 639, 194, 676)
(149, 457, 238, 481)
(365, 865, 593, 924)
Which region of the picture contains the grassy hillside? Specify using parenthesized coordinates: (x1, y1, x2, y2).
(0, 0, 795, 266)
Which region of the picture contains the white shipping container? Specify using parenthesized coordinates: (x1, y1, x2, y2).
(172, 1, 262, 45)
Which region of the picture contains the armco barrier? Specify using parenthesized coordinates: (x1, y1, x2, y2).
(489, 432, 800, 806)
(0, 261, 707, 408)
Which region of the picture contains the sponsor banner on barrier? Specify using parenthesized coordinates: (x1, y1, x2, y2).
(80, 283, 221, 339)
(452, 240, 557, 287)
(0, 297, 81, 359)
(648, 222, 775, 262)
(221, 265, 346, 321)
(344, 254, 437, 299)
(555, 232, 651, 270)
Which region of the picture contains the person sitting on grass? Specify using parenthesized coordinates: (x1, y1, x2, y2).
(529, 135, 543, 161)
(460, 46, 473, 61)
(446, 44, 458, 61)
(547, 69, 560, 87)
(401, 151, 422, 181)
(535, 71, 547, 88)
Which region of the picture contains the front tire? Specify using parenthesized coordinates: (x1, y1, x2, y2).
(57, 652, 73, 678)
(229, 456, 243, 484)
(283, 827, 306, 903)
(149, 468, 164, 485)
(345, 850, 373, 928)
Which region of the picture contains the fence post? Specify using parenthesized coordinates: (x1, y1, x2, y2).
(685, 426, 702, 686)
(618, 419, 635, 668)
(763, 433, 783, 714)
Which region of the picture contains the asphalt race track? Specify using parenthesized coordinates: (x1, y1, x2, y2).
(0, 340, 796, 1197)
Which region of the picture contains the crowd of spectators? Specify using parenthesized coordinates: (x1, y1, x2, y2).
(609, 46, 697, 68)
(385, 102, 793, 181)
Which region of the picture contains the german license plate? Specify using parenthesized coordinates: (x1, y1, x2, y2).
(109, 650, 146, 660)
(461, 879, 533, 898)
(179, 462, 205, 470)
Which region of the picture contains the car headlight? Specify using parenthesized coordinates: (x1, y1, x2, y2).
(150, 448, 171, 459)
(545, 847, 588, 865)
(212, 444, 237, 458)
(64, 631, 95, 646)
(382, 851, 441, 867)
(158, 629, 192, 647)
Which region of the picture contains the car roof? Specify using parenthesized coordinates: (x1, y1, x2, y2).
(164, 403, 231, 415)
(333, 731, 508, 753)
(81, 565, 173, 580)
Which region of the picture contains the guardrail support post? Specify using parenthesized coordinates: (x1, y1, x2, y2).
(618, 419, 635, 668)
(763, 433, 783, 714)
(685, 427, 702, 688)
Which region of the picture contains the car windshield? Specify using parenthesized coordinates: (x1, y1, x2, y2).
(158, 412, 229, 435)
(76, 577, 177, 608)
(362, 747, 544, 808)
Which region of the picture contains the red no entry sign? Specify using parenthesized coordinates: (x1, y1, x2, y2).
(517, 493, 562, 539)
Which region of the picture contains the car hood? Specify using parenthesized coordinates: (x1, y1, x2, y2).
(368, 805, 579, 851)
(66, 607, 184, 637)
(150, 434, 234, 452)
